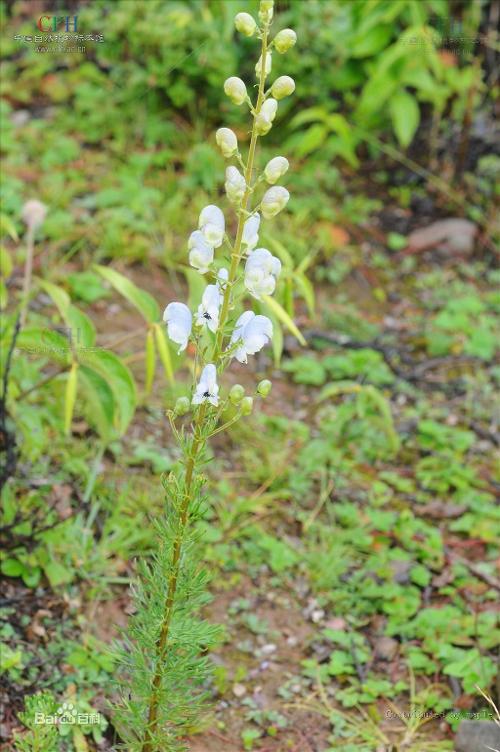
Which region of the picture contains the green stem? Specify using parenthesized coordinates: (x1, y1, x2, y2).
(141, 26, 270, 751)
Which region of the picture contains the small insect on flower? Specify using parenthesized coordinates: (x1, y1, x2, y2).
(188, 230, 214, 273)
(244, 248, 282, 299)
(216, 127, 238, 158)
(192, 363, 219, 406)
(242, 213, 261, 252)
(271, 75, 295, 100)
(230, 310, 273, 363)
(264, 156, 289, 184)
(199, 204, 225, 248)
(163, 302, 193, 353)
(224, 76, 248, 106)
(225, 166, 246, 205)
(196, 282, 222, 333)
(261, 185, 290, 218)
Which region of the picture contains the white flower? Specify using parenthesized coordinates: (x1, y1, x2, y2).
(242, 213, 260, 252)
(264, 156, 289, 184)
(271, 75, 295, 100)
(244, 248, 281, 299)
(225, 166, 246, 205)
(196, 282, 222, 333)
(224, 76, 247, 105)
(192, 364, 219, 406)
(21, 199, 47, 230)
(199, 204, 225, 248)
(274, 28, 297, 54)
(188, 230, 214, 273)
(215, 127, 238, 158)
(259, 0, 274, 24)
(261, 186, 290, 219)
(163, 302, 192, 354)
(255, 98, 278, 136)
(255, 51, 272, 79)
(230, 311, 273, 363)
(235, 12, 256, 36)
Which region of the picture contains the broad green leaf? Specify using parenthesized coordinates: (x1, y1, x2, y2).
(67, 305, 96, 349)
(94, 265, 159, 323)
(83, 349, 136, 433)
(294, 124, 327, 158)
(390, 89, 420, 147)
(350, 24, 393, 58)
(0, 246, 12, 278)
(78, 365, 115, 439)
(261, 295, 306, 346)
(289, 106, 331, 130)
(145, 328, 156, 395)
(267, 237, 293, 268)
(64, 362, 78, 435)
(38, 279, 70, 317)
(0, 214, 19, 242)
(154, 323, 174, 385)
(17, 327, 70, 366)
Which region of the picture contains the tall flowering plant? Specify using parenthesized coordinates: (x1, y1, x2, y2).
(114, 3, 298, 749)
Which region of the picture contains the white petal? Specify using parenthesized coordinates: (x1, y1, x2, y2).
(163, 302, 192, 353)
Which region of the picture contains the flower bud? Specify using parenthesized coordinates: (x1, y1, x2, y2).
(257, 379, 272, 397)
(229, 384, 245, 405)
(173, 396, 190, 416)
(235, 12, 257, 36)
(255, 51, 272, 80)
(21, 199, 47, 230)
(225, 166, 246, 205)
(261, 186, 290, 219)
(216, 127, 238, 158)
(274, 28, 297, 54)
(255, 98, 278, 136)
(255, 113, 272, 136)
(224, 76, 247, 106)
(264, 156, 289, 184)
(259, 0, 274, 24)
(271, 75, 295, 100)
(240, 396, 254, 415)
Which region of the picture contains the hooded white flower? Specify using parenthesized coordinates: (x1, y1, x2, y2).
(188, 230, 214, 273)
(234, 11, 256, 36)
(196, 282, 222, 333)
(224, 76, 247, 106)
(216, 127, 238, 158)
(199, 204, 225, 248)
(274, 28, 297, 54)
(264, 156, 289, 184)
(255, 50, 272, 79)
(271, 75, 295, 100)
(255, 97, 278, 135)
(261, 186, 290, 219)
(192, 363, 219, 406)
(225, 166, 246, 204)
(230, 311, 273, 363)
(242, 213, 260, 252)
(163, 302, 192, 353)
(244, 248, 282, 299)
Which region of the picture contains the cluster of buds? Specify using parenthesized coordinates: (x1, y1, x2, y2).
(163, 0, 296, 416)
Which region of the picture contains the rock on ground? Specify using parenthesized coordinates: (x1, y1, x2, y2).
(454, 720, 500, 752)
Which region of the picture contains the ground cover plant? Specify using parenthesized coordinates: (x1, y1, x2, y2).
(1, 1, 499, 751)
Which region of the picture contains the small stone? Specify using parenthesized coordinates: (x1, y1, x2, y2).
(260, 643, 277, 656)
(407, 218, 478, 257)
(232, 683, 247, 698)
(454, 720, 500, 752)
(311, 609, 325, 623)
(374, 636, 399, 661)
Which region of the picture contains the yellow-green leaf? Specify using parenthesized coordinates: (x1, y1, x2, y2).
(145, 328, 156, 395)
(64, 362, 78, 435)
(261, 295, 306, 346)
(154, 324, 174, 385)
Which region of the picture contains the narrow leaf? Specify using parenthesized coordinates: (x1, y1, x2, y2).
(64, 362, 78, 435)
(390, 89, 420, 147)
(94, 265, 160, 323)
(154, 323, 174, 385)
(83, 349, 136, 434)
(78, 365, 115, 439)
(261, 295, 306, 346)
(145, 328, 156, 395)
